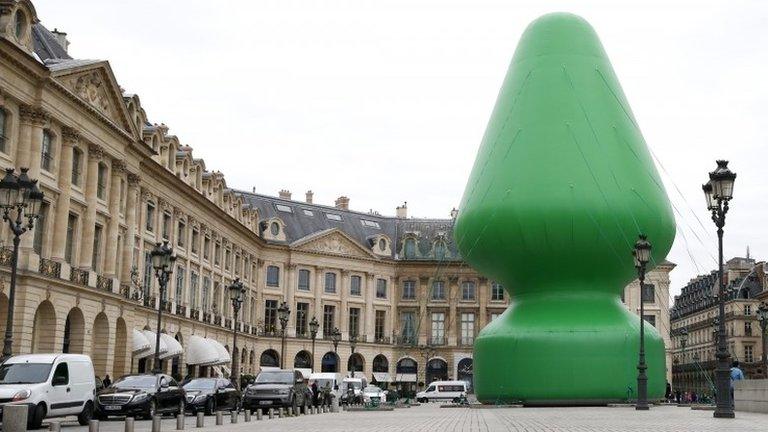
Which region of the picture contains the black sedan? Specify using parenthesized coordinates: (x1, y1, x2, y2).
(95, 374, 185, 420)
(183, 378, 241, 415)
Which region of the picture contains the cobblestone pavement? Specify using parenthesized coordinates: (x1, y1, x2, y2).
(46, 404, 767, 431)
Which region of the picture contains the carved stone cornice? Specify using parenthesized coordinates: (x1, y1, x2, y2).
(256, 258, 265, 268)
(112, 159, 128, 174)
(127, 172, 141, 185)
(88, 143, 104, 160)
(18, 104, 49, 126)
(173, 209, 184, 219)
(419, 276, 431, 284)
(286, 263, 297, 271)
(61, 126, 81, 144)
(478, 276, 488, 284)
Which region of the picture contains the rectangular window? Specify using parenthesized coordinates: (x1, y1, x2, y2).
(491, 282, 504, 301)
(201, 276, 211, 311)
(264, 299, 278, 332)
(325, 272, 337, 293)
(189, 272, 199, 309)
(375, 310, 386, 341)
(460, 312, 475, 345)
(376, 278, 387, 299)
(174, 266, 185, 305)
(71, 148, 82, 186)
(744, 305, 751, 316)
(360, 220, 380, 229)
(96, 164, 107, 200)
(275, 204, 293, 213)
(191, 229, 199, 254)
(177, 220, 186, 247)
(65, 214, 77, 264)
(431, 281, 445, 300)
(461, 281, 476, 301)
(224, 249, 231, 271)
(490, 313, 501, 321)
(745, 345, 754, 363)
(41, 130, 53, 171)
(33, 202, 49, 255)
(296, 302, 309, 336)
(92, 224, 103, 273)
(214, 242, 221, 266)
(266, 265, 280, 287)
(203, 236, 210, 260)
(0, 109, 6, 152)
(400, 312, 416, 344)
(146, 203, 155, 232)
(350, 275, 362, 296)
(745, 321, 752, 336)
(298, 269, 310, 291)
(402, 280, 416, 300)
(643, 314, 656, 327)
(323, 305, 335, 337)
(325, 213, 342, 221)
(349, 307, 360, 336)
(642, 283, 655, 303)
(161, 213, 170, 239)
(143, 251, 153, 299)
(431, 312, 445, 344)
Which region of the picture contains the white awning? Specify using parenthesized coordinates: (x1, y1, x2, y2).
(159, 333, 183, 360)
(186, 335, 231, 366)
(132, 329, 151, 355)
(372, 372, 392, 382)
(295, 368, 312, 379)
(395, 373, 417, 383)
(208, 339, 231, 364)
(139, 330, 168, 359)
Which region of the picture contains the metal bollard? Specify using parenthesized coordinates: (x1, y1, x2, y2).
(278, 407, 284, 418)
(244, 410, 251, 422)
(215, 411, 223, 425)
(268, 408, 274, 419)
(89, 419, 100, 432)
(230, 410, 238, 424)
(124, 417, 135, 432)
(177, 413, 185, 430)
(49, 421, 61, 431)
(256, 409, 263, 420)
(152, 415, 162, 432)
(196, 412, 204, 428)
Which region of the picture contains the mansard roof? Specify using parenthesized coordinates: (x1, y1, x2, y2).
(671, 266, 764, 320)
(31, 23, 70, 61)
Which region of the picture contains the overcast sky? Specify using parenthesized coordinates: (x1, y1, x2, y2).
(35, 0, 767, 296)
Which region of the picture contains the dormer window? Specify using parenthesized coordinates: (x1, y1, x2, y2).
(378, 238, 386, 252)
(270, 222, 280, 236)
(403, 237, 417, 259)
(434, 240, 447, 260)
(15, 10, 26, 40)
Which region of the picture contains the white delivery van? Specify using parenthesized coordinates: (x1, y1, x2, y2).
(0, 354, 96, 429)
(308, 372, 342, 405)
(416, 380, 467, 403)
(340, 376, 367, 404)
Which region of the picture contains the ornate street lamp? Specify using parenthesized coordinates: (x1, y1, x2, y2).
(703, 160, 736, 419)
(712, 317, 720, 349)
(633, 234, 651, 411)
(150, 241, 176, 374)
(349, 332, 358, 378)
(228, 278, 245, 388)
(0, 168, 43, 359)
(758, 303, 768, 378)
(331, 327, 341, 353)
(309, 317, 319, 370)
(277, 301, 290, 369)
(678, 328, 688, 393)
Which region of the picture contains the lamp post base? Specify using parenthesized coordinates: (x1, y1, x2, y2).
(635, 404, 649, 411)
(714, 411, 735, 418)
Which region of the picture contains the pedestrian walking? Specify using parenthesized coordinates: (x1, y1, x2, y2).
(103, 374, 112, 388)
(730, 360, 745, 408)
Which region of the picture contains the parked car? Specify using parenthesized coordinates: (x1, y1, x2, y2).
(362, 385, 386, 404)
(416, 380, 467, 403)
(243, 369, 308, 414)
(340, 377, 367, 404)
(95, 374, 185, 419)
(0, 354, 95, 429)
(183, 378, 240, 415)
(308, 372, 342, 406)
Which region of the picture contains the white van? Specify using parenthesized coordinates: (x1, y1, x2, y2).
(308, 372, 342, 405)
(0, 354, 95, 429)
(416, 380, 467, 403)
(340, 376, 367, 404)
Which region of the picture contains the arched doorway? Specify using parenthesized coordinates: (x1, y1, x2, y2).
(373, 354, 389, 372)
(63, 307, 85, 353)
(32, 301, 56, 353)
(396, 357, 418, 396)
(347, 353, 364, 375)
(321, 352, 339, 372)
(91, 313, 109, 377)
(113, 317, 128, 377)
(426, 358, 448, 384)
(260, 349, 279, 367)
(171, 332, 183, 379)
(457, 358, 473, 392)
(294, 350, 312, 369)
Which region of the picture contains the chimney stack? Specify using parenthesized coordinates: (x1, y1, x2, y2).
(51, 28, 69, 53)
(305, 190, 314, 204)
(335, 196, 350, 210)
(396, 202, 408, 218)
(278, 189, 291, 200)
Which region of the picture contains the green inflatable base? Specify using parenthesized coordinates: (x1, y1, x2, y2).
(474, 294, 665, 405)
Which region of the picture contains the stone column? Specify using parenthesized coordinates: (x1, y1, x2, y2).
(17, 105, 48, 253)
(104, 160, 126, 278)
(365, 273, 375, 337)
(120, 173, 140, 281)
(448, 277, 458, 345)
(255, 258, 265, 326)
(418, 276, 429, 344)
(478, 277, 488, 329)
(314, 268, 323, 333)
(389, 276, 397, 342)
(50, 127, 77, 262)
(78, 144, 103, 270)
(286, 264, 296, 336)
(340, 270, 349, 338)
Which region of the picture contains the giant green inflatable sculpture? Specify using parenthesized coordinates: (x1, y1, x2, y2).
(454, 13, 676, 404)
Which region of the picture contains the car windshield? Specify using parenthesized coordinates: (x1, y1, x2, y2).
(364, 386, 381, 394)
(0, 363, 52, 384)
(114, 375, 157, 389)
(183, 379, 215, 391)
(255, 372, 294, 384)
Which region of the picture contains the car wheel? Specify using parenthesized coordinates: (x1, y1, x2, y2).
(78, 401, 94, 426)
(28, 403, 46, 430)
(205, 398, 216, 416)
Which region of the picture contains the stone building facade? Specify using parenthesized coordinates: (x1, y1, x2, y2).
(670, 257, 767, 395)
(0, 0, 674, 394)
